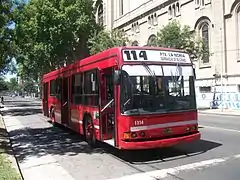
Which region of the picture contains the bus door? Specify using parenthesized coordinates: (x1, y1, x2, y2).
(61, 77, 70, 126)
(100, 67, 115, 146)
(43, 82, 49, 117)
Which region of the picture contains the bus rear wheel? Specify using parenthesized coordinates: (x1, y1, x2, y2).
(84, 116, 96, 147)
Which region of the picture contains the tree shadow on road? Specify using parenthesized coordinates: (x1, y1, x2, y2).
(2, 108, 42, 116)
(8, 124, 106, 163)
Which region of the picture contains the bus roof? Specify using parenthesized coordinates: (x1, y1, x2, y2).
(42, 46, 189, 82)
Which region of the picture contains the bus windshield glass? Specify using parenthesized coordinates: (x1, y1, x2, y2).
(120, 64, 196, 115)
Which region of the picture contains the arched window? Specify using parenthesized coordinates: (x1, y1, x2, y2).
(98, 4, 103, 26)
(172, 4, 176, 17)
(236, 5, 240, 59)
(151, 14, 154, 25)
(176, 2, 180, 14)
(154, 13, 157, 24)
(147, 34, 157, 46)
(131, 41, 139, 46)
(119, 0, 123, 15)
(201, 23, 210, 63)
(168, 6, 172, 18)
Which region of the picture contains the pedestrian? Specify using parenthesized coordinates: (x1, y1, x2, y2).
(1, 96, 4, 105)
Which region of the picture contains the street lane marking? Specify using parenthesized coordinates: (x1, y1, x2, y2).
(200, 125, 240, 133)
(109, 154, 240, 180)
(199, 113, 240, 117)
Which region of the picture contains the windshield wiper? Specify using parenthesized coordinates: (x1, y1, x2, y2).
(170, 63, 182, 98)
(141, 61, 156, 80)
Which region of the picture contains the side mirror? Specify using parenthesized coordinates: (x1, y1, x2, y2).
(114, 70, 121, 85)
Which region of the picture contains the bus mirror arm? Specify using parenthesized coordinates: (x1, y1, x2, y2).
(114, 70, 121, 85)
(193, 68, 196, 80)
(101, 99, 114, 112)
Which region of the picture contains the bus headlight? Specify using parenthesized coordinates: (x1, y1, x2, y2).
(123, 132, 131, 139)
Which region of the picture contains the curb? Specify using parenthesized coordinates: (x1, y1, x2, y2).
(0, 113, 24, 180)
(198, 111, 240, 117)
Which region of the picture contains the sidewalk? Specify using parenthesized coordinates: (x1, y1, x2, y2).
(0, 114, 22, 179)
(198, 108, 240, 116)
(1, 106, 75, 180)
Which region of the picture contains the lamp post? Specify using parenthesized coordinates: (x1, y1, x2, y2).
(220, 27, 224, 112)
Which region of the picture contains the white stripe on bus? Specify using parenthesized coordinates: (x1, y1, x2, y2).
(130, 120, 197, 132)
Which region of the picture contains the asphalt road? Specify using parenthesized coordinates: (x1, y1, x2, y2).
(1, 96, 240, 180)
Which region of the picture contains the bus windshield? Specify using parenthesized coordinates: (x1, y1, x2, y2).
(120, 64, 196, 115)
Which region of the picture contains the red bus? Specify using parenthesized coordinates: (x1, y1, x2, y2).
(42, 46, 200, 150)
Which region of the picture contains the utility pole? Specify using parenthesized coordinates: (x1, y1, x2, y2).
(220, 27, 224, 112)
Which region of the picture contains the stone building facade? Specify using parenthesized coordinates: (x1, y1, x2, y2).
(95, 0, 240, 109)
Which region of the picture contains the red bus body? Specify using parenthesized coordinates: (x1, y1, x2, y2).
(42, 46, 200, 150)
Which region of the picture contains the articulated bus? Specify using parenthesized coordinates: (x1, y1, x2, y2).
(42, 46, 201, 150)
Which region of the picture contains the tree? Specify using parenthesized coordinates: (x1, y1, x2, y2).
(0, 77, 8, 91)
(149, 20, 210, 61)
(0, 0, 16, 74)
(88, 29, 129, 55)
(7, 77, 18, 92)
(13, 0, 101, 79)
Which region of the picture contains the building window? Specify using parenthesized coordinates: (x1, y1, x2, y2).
(151, 14, 154, 25)
(201, 23, 210, 63)
(97, 4, 103, 26)
(168, 6, 172, 19)
(147, 34, 157, 46)
(176, 2, 180, 16)
(199, 86, 211, 93)
(119, 0, 123, 15)
(131, 41, 139, 46)
(131, 22, 139, 33)
(148, 13, 158, 27)
(168, 2, 180, 19)
(236, 5, 240, 60)
(172, 4, 176, 17)
(196, 0, 211, 9)
(154, 13, 158, 24)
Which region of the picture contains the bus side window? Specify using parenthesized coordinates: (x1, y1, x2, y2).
(84, 70, 99, 106)
(106, 74, 114, 101)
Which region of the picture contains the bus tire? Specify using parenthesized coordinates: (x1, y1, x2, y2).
(84, 116, 96, 147)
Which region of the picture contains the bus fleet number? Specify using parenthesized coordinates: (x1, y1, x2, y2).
(124, 50, 148, 61)
(134, 120, 144, 126)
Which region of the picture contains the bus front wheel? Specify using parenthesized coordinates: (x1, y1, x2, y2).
(84, 116, 96, 147)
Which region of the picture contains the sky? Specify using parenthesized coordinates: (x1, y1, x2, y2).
(4, 58, 17, 82)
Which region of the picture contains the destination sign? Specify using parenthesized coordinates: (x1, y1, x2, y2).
(122, 49, 191, 64)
